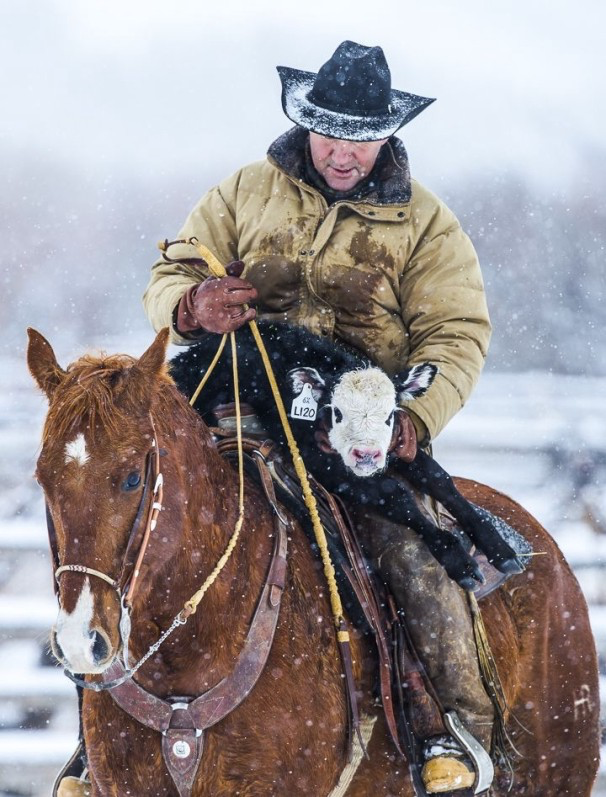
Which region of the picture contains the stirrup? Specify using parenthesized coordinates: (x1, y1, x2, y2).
(444, 711, 494, 794)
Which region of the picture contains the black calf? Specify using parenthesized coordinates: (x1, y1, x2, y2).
(169, 322, 522, 590)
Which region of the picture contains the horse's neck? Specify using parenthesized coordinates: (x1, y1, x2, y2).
(152, 389, 243, 592)
(131, 390, 270, 688)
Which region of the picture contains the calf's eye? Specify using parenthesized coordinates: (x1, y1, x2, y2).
(122, 471, 142, 491)
(385, 410, 394, 426)
(333, 407, 343, 424)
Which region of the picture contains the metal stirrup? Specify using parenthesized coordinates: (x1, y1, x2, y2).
(444, 711, 494, 795)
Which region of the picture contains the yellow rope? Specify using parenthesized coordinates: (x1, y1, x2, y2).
(183, 331, 245, 616)
(467, 590, 519, 768)
(247, 320, 346, 630)
(187, 239, 347, 634)
(189, 332, 227, 407)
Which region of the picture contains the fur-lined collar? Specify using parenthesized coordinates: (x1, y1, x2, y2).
(267, 126, 412, 206)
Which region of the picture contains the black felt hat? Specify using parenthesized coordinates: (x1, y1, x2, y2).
(277, 41, 435, 142)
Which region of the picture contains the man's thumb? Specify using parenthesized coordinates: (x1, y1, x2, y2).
(225, 259, 245, 278)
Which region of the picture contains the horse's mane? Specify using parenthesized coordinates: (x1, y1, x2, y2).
(43, 351, 173, 447)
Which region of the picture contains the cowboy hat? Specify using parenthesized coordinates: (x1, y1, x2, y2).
(277, 41, 435, 142)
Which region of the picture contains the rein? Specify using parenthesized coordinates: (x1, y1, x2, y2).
(49, 247, 360, 755)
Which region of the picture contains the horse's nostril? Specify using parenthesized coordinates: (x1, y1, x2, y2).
(50, 629, 66, 664)
(90, 629, 110, 664)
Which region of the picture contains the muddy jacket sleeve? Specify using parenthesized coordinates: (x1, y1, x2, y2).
(143, 172, 241, 345)
(398, 195, 491, 443)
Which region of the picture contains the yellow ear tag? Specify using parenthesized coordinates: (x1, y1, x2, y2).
(290, 383, 318, 422)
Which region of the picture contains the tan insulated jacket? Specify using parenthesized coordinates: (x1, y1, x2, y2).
(143, 128, 491, 443)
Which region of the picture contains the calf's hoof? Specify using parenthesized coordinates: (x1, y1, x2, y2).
(494, 556, 524, 575)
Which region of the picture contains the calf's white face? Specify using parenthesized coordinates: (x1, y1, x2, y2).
(328, 368, 396, 475)
(288, 361, 437, 478)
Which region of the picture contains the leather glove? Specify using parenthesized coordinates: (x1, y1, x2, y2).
(175, 260, 258, 335)
(389, 410, 417, 462)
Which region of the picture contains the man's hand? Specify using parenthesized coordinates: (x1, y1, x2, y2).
(390, 410, 417, 462)
(176, 260, 258, 335)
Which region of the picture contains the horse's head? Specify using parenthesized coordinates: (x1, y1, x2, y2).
(27, 328, 171, 674)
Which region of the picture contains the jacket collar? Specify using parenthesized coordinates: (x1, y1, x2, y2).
(267, 126, 412, 206)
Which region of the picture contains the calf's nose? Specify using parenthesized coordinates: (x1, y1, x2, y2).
(352, 447, 382, 464)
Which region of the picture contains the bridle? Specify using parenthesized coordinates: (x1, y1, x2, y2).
(47, 416, 164, 674)
(45, 401, 255, 693)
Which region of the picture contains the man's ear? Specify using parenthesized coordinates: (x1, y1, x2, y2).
(286, 367, 327, 403)
(27, 328, 67, 400)
(394, 363, 438, 402)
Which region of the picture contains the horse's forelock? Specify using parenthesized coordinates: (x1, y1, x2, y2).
(42, 351, 170, 449)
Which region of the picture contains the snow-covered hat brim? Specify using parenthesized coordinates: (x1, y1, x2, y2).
(277, 66, 435, 142)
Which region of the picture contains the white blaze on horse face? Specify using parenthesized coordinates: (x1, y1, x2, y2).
(54, 578, 100, 673)
(64, 433, 89, 466)
(328, 368, 396, 476)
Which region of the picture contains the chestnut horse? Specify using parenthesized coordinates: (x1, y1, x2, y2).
(28, 328, 599, 796)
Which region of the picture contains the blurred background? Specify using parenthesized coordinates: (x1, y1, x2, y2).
(0, 1, 604, 794)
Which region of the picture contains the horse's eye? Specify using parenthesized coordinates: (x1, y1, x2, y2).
(333, 407, 343, 424)
(122, 471, 142, 491)
(386, 410, 394, 426)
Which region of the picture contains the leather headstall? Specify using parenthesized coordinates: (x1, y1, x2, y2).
(46, 419, 163, 609)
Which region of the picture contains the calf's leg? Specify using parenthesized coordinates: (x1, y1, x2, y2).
(335, 476, 484, 590)
(398, 451, 522, 573)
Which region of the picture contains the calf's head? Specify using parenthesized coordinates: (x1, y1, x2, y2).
(288, 362, 437, 476)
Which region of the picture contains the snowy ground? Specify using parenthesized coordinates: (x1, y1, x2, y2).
(1, 347, 605, 796)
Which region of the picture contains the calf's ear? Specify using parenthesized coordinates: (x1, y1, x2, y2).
(394, 363, 438, 402)
(286, 367, 326, 402)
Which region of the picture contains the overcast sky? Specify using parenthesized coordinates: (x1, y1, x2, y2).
(1, 0, 604, 193)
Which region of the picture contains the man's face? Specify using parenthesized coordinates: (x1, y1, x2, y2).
(309, 132, 387, 192)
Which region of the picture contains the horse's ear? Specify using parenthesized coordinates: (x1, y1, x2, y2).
(26, 328, 67, 399)
(134, 328, 171, 381)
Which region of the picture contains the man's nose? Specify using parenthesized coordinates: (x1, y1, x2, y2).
(331, 142, 355, 164)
